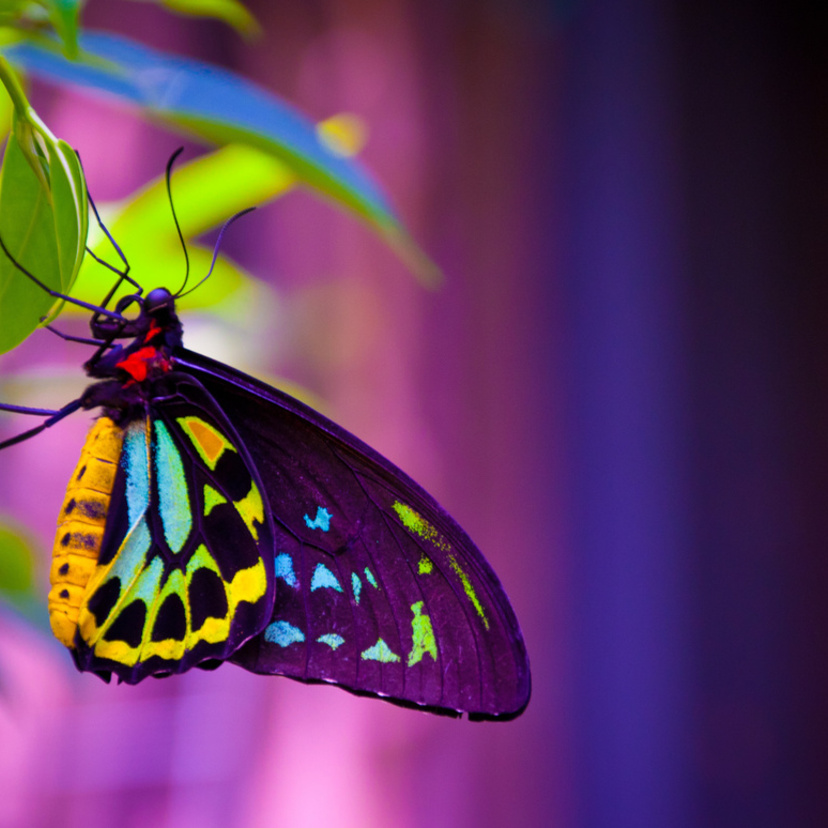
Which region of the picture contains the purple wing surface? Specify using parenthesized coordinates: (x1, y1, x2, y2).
(175, 348, 531, 720)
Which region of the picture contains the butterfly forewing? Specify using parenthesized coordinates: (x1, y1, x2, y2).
(72, 377, 276, 683)
(179, 350, 531, 719)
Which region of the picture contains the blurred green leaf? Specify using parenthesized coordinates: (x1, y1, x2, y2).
(0, 518, 51, 636)
(44, 0, 82, 58)
(154, 0, 259, 36)
(76, 235, 249, 314)
(0, 1, 82, 57)
(0, 519, 36, 602)
(73, 134, 350, 312)
(3, 32, 441, 285)
(71, 144, 277, 311)
(0, 1, 29, 27)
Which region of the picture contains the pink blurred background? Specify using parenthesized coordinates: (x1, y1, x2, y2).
(2, 1, 828, 827)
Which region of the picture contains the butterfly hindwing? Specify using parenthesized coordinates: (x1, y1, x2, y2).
(72, 375, 275, 683)
(177, 350, 530, 719)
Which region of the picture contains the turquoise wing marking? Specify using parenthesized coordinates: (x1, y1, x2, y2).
(152, 420, 192, 554)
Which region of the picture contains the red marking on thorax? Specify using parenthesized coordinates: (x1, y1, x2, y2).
(144, 319, 162, 344)
(116, 344, 171, 383)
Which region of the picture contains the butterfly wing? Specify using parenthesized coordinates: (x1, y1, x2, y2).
(71, 375, 275, 683)
(176, 349, 531, 720)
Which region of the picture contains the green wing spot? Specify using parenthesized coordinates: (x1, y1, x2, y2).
(317, 633, 345, 650)
(235, 481, 264, 542)
(275, 553, 298, 587)
(153, 421, 192, 554)
(311, 563, 342, 592)
(392, 501, 451, 552)
(129, 554, 165, 607)
(304, 506, 332, 531)
(418, 555, 433, 575)
(361, 638, 400, 663)
(364, 567, 378, 589)
(351, 572, 362, 604)
(407, 601, 438, 667)
(203, 484, 227, 517)
(265, 620, 305, 647)
(177, 416, 236, 470)
(447, 554, 489, 630)
(122, 420, 150, 525)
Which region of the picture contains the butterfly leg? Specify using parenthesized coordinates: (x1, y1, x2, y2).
(79, 164, 143, 315)
(42, 323, 108, 347)
(0, 402, 63, 416)
(0, 232, 124, 322)
(0, 398, 83, 450)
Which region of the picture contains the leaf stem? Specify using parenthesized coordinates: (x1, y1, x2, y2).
(0, 53, 31, 119)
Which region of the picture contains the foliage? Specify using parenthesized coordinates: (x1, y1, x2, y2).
(0, 54, 87, 352)
(0, 0, 438, 352)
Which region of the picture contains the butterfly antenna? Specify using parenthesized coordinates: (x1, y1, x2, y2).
(0, 231, 123, 320)
(85, 191, 145, 321)
(166, 147, 191, 297)
(177, 207, 255, 300)
(73, 151, 142, 308)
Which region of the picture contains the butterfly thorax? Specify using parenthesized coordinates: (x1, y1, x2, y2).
(79, 290, 184, 422)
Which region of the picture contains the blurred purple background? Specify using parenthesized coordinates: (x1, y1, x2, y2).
(1, 1, 827, 826)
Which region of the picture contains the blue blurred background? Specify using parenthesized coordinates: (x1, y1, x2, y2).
(2, 1, 827, 826)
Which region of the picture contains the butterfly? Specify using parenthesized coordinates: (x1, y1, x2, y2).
(0, 155, 530, 721)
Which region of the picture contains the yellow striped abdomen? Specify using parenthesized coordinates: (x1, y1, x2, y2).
(49, 417, 123, 647)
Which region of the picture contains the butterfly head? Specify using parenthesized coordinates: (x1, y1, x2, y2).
(85, 286, 183, 386)
(144, 287, 176, 315)
(142, 287, 181, 336)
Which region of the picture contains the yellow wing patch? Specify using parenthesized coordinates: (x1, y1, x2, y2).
(78, 545, 268, 669)
(392, 501, 452, 552)
(235, 481, 265, 542)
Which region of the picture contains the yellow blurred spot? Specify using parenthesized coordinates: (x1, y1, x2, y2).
(317, 114, 368, 157)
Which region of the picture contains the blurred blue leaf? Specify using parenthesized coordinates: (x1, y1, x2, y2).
(3, 32, 440, 284)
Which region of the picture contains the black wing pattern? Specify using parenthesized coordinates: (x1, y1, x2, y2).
(175, 349, 530, 720)
(72, 376, 276, 683)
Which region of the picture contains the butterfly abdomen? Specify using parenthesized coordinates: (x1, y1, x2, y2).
(48, 417, 124, 647)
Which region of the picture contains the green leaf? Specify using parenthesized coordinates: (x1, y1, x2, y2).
(0, 75, 12, 136)
(0, 54, 89, 349)
(155, 0, 259, 36)
(0, 116, 88, 352)
(0, 55, 88, 351)
(3, 32, 441, 285)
